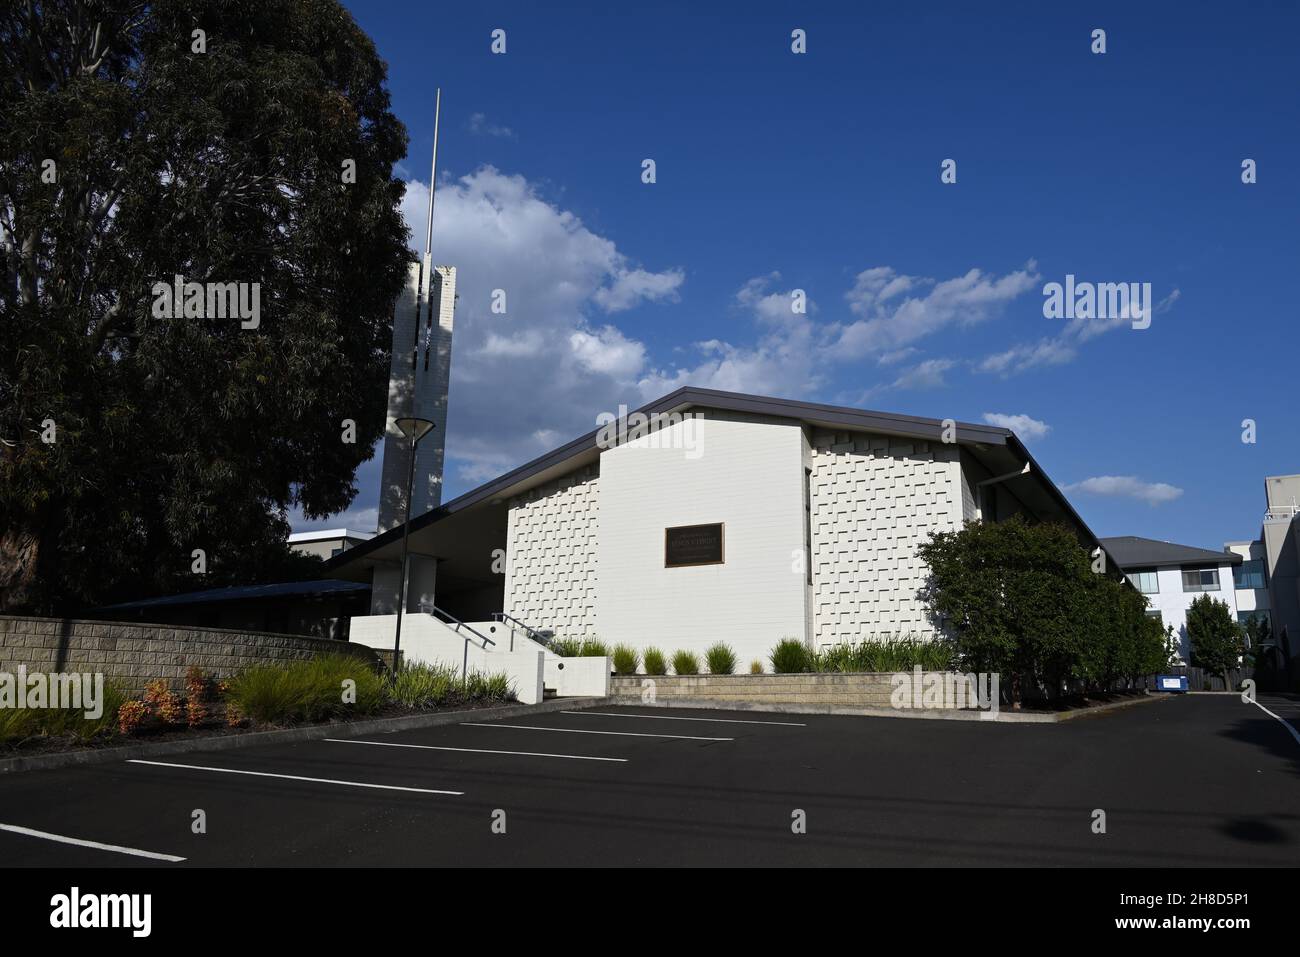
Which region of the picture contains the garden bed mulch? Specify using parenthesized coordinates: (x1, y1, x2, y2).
(0, 697, 512, 760)
(1015, 689, 1155, 715)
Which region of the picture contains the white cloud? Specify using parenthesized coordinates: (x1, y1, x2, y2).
(877, 347, 919, 366)
(834, 263, 1040, 358)
(1062, 475, 1184, 506)
(635, 273, 822, 399)
(981, 412, 1050, 441)
(890, 358, 957, 391)
(570, 325, 646, 378)
(592, 267, 684, 313)
(735, 271, 814, 326)
(398, 167, 682, 484)
(978, 339, 1077, 376)
(638, 264, 1037, 404)
(980, 286, 1182, 377)
(467, 112, 514, 138)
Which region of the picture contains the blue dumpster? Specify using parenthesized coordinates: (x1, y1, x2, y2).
(1155, 674, 1189, 693)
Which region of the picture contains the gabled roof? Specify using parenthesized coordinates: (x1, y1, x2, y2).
(1099, 536, 1242, 570)
(325, 386, 1115, 575)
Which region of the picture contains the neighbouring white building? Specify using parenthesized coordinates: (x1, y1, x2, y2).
(287, 528, 374, 561)
(1099, 536, 1242, 664)
(1226, 473, 1300, 676)
(329, 388, 1117, 672)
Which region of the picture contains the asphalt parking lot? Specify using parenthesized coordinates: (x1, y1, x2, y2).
(1, 693, 1297, 867)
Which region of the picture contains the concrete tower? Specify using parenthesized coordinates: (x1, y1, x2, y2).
(370, 91, 455, 615)
(377, 257, 455, 531)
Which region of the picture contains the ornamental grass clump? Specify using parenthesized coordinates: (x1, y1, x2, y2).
(611, 644, 640, 675)
(671, 650, 700, 676)
(642, 647, 668, 676)
(578, 638, 609, 657)
(226, 654, 385, 726)
(386, 662, 459, 709)
(705, 642, 737, 675)
(0, 683, 126, 746)
(769, 638, 811, 674)
(814, 634, 955, 673)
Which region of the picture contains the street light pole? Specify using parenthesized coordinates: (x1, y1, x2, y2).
(392, 416, 435, 675)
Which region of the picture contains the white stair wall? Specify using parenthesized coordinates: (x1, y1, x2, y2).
(350, 614, 544, 704)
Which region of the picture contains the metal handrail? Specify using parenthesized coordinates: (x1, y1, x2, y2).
(427, 604, 496, 686)
(491, 611, 550, 646)
(430, 605, 495, 648)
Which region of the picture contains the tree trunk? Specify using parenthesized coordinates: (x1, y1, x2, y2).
(1011, 671, 1022, 711)
(0, 515, 45, 613)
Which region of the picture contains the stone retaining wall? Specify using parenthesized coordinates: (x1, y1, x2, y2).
(0, 615, 381, 695)
(610, 672, 977, 710)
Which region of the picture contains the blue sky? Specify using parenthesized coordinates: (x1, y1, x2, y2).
(295, 0, 1300, 551)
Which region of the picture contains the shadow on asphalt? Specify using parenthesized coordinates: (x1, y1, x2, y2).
(1218, 816, 1292, 844)
(1217, 712, 1300, 778)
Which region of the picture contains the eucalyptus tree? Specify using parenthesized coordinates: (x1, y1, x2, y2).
(0, 1, 411, 611)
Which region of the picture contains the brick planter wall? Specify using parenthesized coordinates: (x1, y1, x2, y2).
(609, 672, 972, 710)
(0, 615, 381, 695)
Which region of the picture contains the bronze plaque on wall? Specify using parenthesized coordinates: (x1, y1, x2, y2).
(665, 523, 724, 567)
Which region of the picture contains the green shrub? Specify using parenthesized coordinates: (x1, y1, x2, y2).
(550, 637, 582, 657)
(705, 642, 737, 675)
(579, 638, 610, 658)
(611, 644, 640, 675)
(0, 681, 127, 747)
(769, 638, 810, 674)
(464, 670, 513, 701)
(671, 650, 700, 676)
(1188, 594, 1245, 687)
(813, 634, 954, 673)
(918, 515, 1172, 702)
(389, 663, 513, 707)
(227, 654, 385, 725)
(386, 662, 459, 709)
(749, 659, 764, 674)
(643, 647, 668, 675)
(551, 637, 609, 657)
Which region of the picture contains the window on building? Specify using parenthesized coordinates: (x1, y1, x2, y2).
(330, 546, 344, 557)
(1181, 567, 1220, 592)
(1126, 569, 1159, 593)
(803, 467, 813, 586)
(1145, 610, 1163, 626)
(1233, 560, 1267, 590)
(1236, 609, 1271, 627)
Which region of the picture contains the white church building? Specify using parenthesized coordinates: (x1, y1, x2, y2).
(329, 388, 1115, 674)
(321, 95, 1113, 691)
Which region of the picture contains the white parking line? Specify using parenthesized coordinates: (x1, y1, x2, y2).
(460, 722, 732, 741)
(126, 759, 464, 794)
(1249, 699, 1300, 746)
(0, 822, 186, 862)
(562, 710, 806, 727)
(324, 738, 629, 762)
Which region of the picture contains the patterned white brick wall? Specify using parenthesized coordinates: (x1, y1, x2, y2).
(504, 465, 600, 638)
(809, 429, 962, 645)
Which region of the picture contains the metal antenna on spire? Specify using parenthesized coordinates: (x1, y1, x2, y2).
(423, 88, 441, 263)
